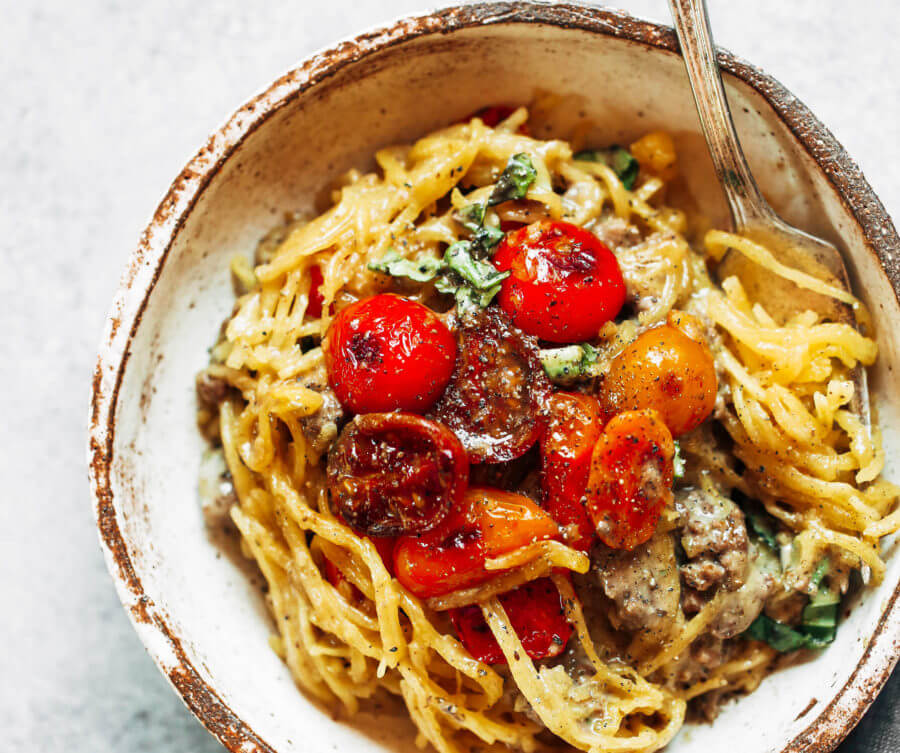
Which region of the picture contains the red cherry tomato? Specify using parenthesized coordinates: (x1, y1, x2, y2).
(323, 536, 396, 602)
(585, 409, 675, 550)
(393, 487, 559, 598)
(307, 265, 326, 319)
(327, 413, 468, 537)
(462, 105, 529, 134)
(430, 307, 551, 464)
(450, 577, 572, 665)
(540, 393, 603, 552)
(325, 294, 456, 414)
(492, 220, 626, 343)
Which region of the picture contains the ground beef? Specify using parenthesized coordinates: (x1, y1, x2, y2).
(675, 488, 749, 593)
(591, 530, 681, 641)
(299, 381, 345, 454)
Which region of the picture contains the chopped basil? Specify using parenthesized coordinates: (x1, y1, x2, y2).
(574, 146, 639, 190)
(368, 248, 446, 282)
(673, 441, 685, 480)
(539, 343, 601, 381)
(457, 202, 505, 256)
(454, 282, 504, 314)
(443, 241, 509, 291)
(743, 557, 839, 652)
(488, 153, 537, 206)
(747, 511, 778, 551)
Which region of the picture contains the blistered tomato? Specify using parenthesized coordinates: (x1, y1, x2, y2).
(325, 294, 456, 414)
(492, 220, 626, 343)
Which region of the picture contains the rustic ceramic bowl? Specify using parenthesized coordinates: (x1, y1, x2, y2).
(88, 3, 900, 752)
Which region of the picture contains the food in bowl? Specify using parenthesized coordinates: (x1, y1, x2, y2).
(195, 105, 899, 753)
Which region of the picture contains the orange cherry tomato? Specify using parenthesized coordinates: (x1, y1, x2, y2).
(327, 413, 468, 537)
(599, 311, 717, 437)
(540, 392, 604, 552)
(492, 220, 626, 343)
(450, 577, 572, 665)
(306, 265, 327, 319)
(584, 409, 675, 550)
(325, 294, 456, 414)
(393, 487, 559, 598)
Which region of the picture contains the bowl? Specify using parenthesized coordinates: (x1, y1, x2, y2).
(88, 3, 900, 752)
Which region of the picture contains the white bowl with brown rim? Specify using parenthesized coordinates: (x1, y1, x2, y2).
(88, 3, 900, 752)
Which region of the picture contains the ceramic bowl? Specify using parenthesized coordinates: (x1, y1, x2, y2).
(88, 3, 900, 752)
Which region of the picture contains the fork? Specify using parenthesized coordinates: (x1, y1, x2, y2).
(668, 0, 871, 433)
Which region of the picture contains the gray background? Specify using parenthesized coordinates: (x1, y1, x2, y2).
(3, 1, 898, 750)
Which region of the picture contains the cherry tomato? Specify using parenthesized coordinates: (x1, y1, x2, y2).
(323, 537, 396, 602)
(327, 413, 468, 537)
(449, 577, 572, 665)
(463, 105, 529, 134)
(599, 311, 717, 437)
(325, 294, 456, 414)
(430, 307, 551, 463)
(307, 265, 326, 319)
(393, 487, 559, 598)
(492, 220, 626, 343)
(585, 409, 675, 550)
(540, 393, 603, 552)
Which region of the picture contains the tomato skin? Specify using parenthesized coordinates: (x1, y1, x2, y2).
(325, 294, 456, 414)
(540, 393, 603, 552)
(327, 413, 468, 537)
(307, 265, 326, 319)
(393, 487, 559, 598)
(585, 409, 675, 550)
(430, 307, 551, 464)
(492, 220, 626, 343)
(450, 577, 572, 665)
(599, 311, 717, 437)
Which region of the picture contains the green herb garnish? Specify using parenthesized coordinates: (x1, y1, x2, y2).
(458, 202, 505, 255)
(488, 153, 537, 205)
(747, 511, 779, 552)
(673, 441, 686, 480)
(443, 241, 509, 291)
(575, 146, 639, 190)
(367, 248, 446, 282)
(538, 343, 601, 381)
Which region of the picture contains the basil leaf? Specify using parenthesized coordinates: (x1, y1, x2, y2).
(457, 202, 506, 255)
(743, 615, 811, 653)
(575, 146, 639, 190)
(443, 241, 509, 291)
(747, 512, 778, 552)
(454, 282, 504, 314)
(488, 153, 537, 206)
(368, 248, 446, 282)
(539, 343, 600, 381)
(673, 441, 686, 480)
(434, 276, 459, 295)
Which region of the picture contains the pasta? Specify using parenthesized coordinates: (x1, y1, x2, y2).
(196, 105, 899, 753)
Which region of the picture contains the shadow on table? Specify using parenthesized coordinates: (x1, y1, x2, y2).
(839, 666, 900, 753)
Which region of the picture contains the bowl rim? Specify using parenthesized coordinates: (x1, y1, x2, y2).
(87, 3, 900, 752)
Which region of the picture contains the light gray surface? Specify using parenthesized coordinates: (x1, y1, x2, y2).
(2, 1, 898, 751)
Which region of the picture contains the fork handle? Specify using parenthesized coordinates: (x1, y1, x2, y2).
(668, 0, 774, 229)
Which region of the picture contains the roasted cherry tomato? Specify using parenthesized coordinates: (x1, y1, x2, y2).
(327, 413, 468, 537)
(306, 264, 326, 319)
(449, 577, 572, 665)
(540, 393, 603, 552)
(492, 220, 626, 343)
(430, 307, 551, 464)
(323, 536, 396, 602)
(585, 409, 675, 550)
(325, 294, 456, 414)
(393, 487, 559, 598)
(599, 311, 717, 437)
(463, 105, 529, 134)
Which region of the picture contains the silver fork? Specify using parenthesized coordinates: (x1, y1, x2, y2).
(668, 0, 871, 433)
